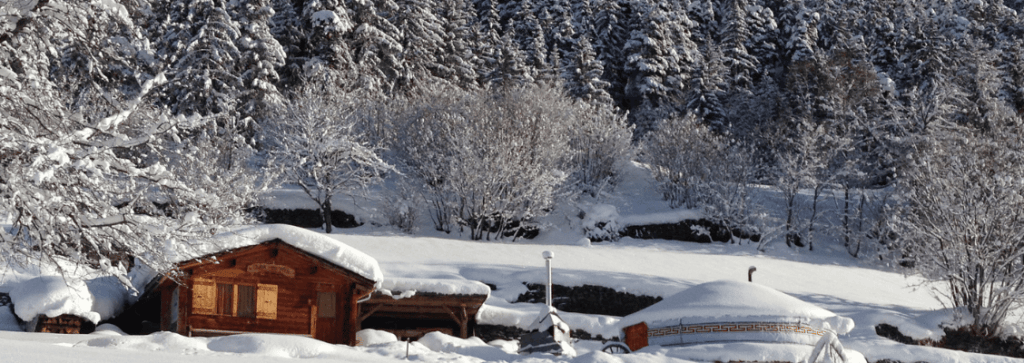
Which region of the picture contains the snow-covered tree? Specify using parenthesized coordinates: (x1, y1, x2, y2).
(158, 0, 243, 116)
(487, 22, 533, 87)
(266, 87, 392, 233)
(642, 113, 757, 236)
(566, 103, 634, 196)
(437, 0, 481, 90)
(563, 36, 613, 106)
(348, 0, 403, 94)
(513, 0, 549, 80)
(591, 0, 628, 102)
(717, 0, 759, 89)
(392, 0, 447, 93)
(892, 112, 1024, 337)
(1, 0, 266, 282)
(299, 0, 357, 88)
(622, 0, 686, 111)
(686, 46, 728, 133)
(236, 0, 286, 121)
(392, 85, 572, 240)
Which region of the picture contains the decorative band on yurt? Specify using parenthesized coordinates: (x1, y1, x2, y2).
(646, 321, 830, 347)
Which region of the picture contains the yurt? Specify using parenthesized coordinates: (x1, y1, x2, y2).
(611, 280, 855, 353)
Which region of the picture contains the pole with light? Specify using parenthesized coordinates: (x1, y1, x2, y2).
(543, 251, 554, 307)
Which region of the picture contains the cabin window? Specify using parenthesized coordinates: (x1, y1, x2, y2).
(216, 283, 234, 315)
(317, 291, 336, 318)
(236, 285, 256, 318)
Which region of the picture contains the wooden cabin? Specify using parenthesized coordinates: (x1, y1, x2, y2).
(154, 230, 382, 346)
(358, 278, 489, 340)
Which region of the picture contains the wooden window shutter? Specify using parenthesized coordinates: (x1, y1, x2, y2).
(256, 284, 278, 320)
(192, 278, 216, 315)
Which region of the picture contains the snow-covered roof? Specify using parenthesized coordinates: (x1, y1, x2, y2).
(617, 280, 854, 335)
(379, 278, 490, 297)
(8, 276, 128, 324)
(170, 225, 383, 287)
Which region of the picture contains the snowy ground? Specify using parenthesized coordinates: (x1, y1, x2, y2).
(1, 163, 1022, 362)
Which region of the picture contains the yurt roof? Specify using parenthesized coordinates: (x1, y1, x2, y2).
(617, 280, 854, 334)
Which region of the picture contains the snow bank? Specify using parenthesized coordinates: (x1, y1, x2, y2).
(380, 277, 490, 297)
(9, 276, 102, 323)
(617, 280, 855, 335)
(357, 329, 398, 346)
(418, 331, 513, 360)
(172, 225, 383, 287)
(206, 334, 341, 358)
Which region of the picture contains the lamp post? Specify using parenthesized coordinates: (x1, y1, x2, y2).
(543, 251, 554, 307)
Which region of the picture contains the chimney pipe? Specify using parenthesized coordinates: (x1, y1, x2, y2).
(748, 266, 757, 282)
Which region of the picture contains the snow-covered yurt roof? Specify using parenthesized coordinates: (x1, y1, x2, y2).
(618, 280, 854, 335)
(167, 224, 383, 287)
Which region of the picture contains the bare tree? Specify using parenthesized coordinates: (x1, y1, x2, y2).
(892, 47, 1024, 336)
(392, 84, 572, 240)
(266, 87, 393, 233)
(642, 113, 757, 239)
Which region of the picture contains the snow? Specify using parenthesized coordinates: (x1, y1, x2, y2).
(379, 277, 490, 297)
(9, 276, 102, 323)
(616, 280, 855, 335)
(168, 224, 383, 287)
(357, 329, 398, 346)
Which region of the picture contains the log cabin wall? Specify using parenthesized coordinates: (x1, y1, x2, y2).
(159, 240, 375, 345)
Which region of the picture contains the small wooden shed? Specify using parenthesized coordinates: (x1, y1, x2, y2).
(154, 225, 383, 345)
(358, 278, 490, 340)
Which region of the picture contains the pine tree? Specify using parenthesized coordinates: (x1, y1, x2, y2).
(686, 46, 728, 132)
(745, 1, 780, 80)
(348, 0, 404, 94)
(563, 36, 614, 105)
(592, 0, 628, 102)
(473, 0, 504, 83)
(237, 0, 287, 121)
(438, 0, 481, 89)
(570, 0, 595, 41)
(686, 0, 716, 49)
(159, 0, 243, 116)
(622, 0, 685, 110)
(514, 0, 550, 80)
(777, 0, 817, 66)
(392, 0, 447, 93)
(717, 0, 759, 89)
(488, 21, 533, 87)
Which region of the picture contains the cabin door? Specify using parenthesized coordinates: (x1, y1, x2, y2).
(315, 290, 339, 343)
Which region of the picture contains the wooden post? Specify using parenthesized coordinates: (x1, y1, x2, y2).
(177, 281, 189, 336)
(310, 304, 317, 337)
(344, 284, 359, 346)
(445, 305, 470, 339)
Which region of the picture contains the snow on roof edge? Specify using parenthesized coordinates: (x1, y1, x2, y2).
(380, 277, 491, 297)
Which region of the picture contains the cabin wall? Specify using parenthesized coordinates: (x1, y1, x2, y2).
(160, 242, 371, 345)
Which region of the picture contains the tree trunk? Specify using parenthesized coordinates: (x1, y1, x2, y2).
(323, 199, 333, 233)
